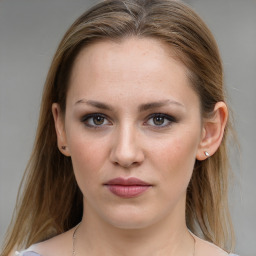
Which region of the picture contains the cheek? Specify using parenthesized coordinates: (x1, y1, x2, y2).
(149, 129, 200, 186)
(66, 129, 109, 190)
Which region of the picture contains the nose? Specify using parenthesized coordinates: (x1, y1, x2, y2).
(110, 124, 145, 168)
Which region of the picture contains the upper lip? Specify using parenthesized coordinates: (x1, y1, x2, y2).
(104, 177, 151, 186)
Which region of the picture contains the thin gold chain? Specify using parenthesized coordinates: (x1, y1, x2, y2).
(72, 223, 80, 256)
(192, 234, 196, 256)
(72, 225, 196, 256)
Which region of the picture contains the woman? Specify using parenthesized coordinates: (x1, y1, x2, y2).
(2, 0, 239, 255)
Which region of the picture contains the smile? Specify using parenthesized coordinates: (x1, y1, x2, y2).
(104, 177, 152, 198)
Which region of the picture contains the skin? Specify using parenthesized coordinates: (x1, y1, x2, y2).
(27, 37, 228, 256)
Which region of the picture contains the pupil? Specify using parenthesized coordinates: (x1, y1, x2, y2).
(94, 116, 104, 125)
(153, 116, 164, 125)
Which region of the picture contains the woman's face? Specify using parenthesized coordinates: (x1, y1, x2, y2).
(55, 37, 205, 229)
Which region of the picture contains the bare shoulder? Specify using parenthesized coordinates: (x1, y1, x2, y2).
(27, 228, 74, 256)
(192, 234, 229, 256)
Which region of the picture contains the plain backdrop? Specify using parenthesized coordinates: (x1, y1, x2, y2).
(0, 0, 255, 255)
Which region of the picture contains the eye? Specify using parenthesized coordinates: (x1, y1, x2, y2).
(146, 113, 176, 127)
(81, 113, 111, 128)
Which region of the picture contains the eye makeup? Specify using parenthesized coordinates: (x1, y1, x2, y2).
(80, 113, 112, 128)
(144, 113, 177, 128)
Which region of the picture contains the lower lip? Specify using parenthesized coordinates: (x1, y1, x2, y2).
(105, 185, 151, 198)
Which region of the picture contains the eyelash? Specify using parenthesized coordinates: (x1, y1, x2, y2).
(145, 113, 177, 128)
(81, 113, 111, 128)
(81, 113, 177, 129)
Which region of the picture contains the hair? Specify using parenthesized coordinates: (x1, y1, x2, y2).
(2, 0, 235, 255)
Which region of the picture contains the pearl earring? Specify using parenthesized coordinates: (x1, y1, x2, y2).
(204, 151, 210, 157)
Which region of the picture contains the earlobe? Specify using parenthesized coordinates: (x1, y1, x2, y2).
(52, 103, 70, 156)
(196, 102, 228, 161)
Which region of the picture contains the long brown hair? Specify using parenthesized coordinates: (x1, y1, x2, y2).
(2, 0, 235, 254)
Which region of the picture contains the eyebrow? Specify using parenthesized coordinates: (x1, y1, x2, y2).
(75, 99, 114, 111)
(75, 99, 184, 111)
(138, 99, 184, 112)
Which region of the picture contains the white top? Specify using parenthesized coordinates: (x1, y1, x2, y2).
(16, 251, 239, 256)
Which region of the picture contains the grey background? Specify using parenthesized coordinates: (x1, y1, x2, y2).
(0, 0, 255, 255)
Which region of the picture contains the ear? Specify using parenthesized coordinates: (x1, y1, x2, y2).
(52, 103, 70, 156)
(196, 102, 228, 160)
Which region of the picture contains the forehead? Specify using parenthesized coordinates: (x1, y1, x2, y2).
(70, 37, 183, 81)
(67, 37, 199, 109)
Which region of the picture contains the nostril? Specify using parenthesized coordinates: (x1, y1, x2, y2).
(113, 159, 142, 169)
(109, 131, 145, 168)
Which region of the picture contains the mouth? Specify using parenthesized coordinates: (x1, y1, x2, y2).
(104, 177, 152, 198)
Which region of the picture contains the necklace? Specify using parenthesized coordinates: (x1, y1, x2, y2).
(72, 223, 80, 256)
(72, 224, 196, 256)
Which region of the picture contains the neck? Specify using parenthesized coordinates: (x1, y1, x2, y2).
(75, 201, 194, 256)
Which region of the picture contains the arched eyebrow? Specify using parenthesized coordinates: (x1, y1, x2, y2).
(75, 99, 113, 111)
(138, 100, 185, 112)
(75, 99, 185, 111)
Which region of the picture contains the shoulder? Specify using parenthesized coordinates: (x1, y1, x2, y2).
(191, 233, 233, 256)
(15, 227, 74, 256)
(15, 251, 41, 256)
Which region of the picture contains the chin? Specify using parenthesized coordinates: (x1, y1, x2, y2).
(101, 205, 160, 230)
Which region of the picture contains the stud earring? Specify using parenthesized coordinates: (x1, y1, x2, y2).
(204, 151, 210, 157)
(61, 146, 66, 150)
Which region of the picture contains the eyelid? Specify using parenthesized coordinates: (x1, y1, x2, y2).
(147, 113, 177, 121)
(80, 112, 177, 129)
(81, 113, 112, 128)
(144, 113, 177, 127)
(80, 113, 105, 122)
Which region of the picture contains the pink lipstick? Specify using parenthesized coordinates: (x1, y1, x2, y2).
(104, 177, 151, 198)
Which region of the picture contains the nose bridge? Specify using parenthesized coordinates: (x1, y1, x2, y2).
(110, 120, 144, 167)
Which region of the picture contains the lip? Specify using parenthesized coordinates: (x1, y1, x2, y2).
(104, 177, 152, 198)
